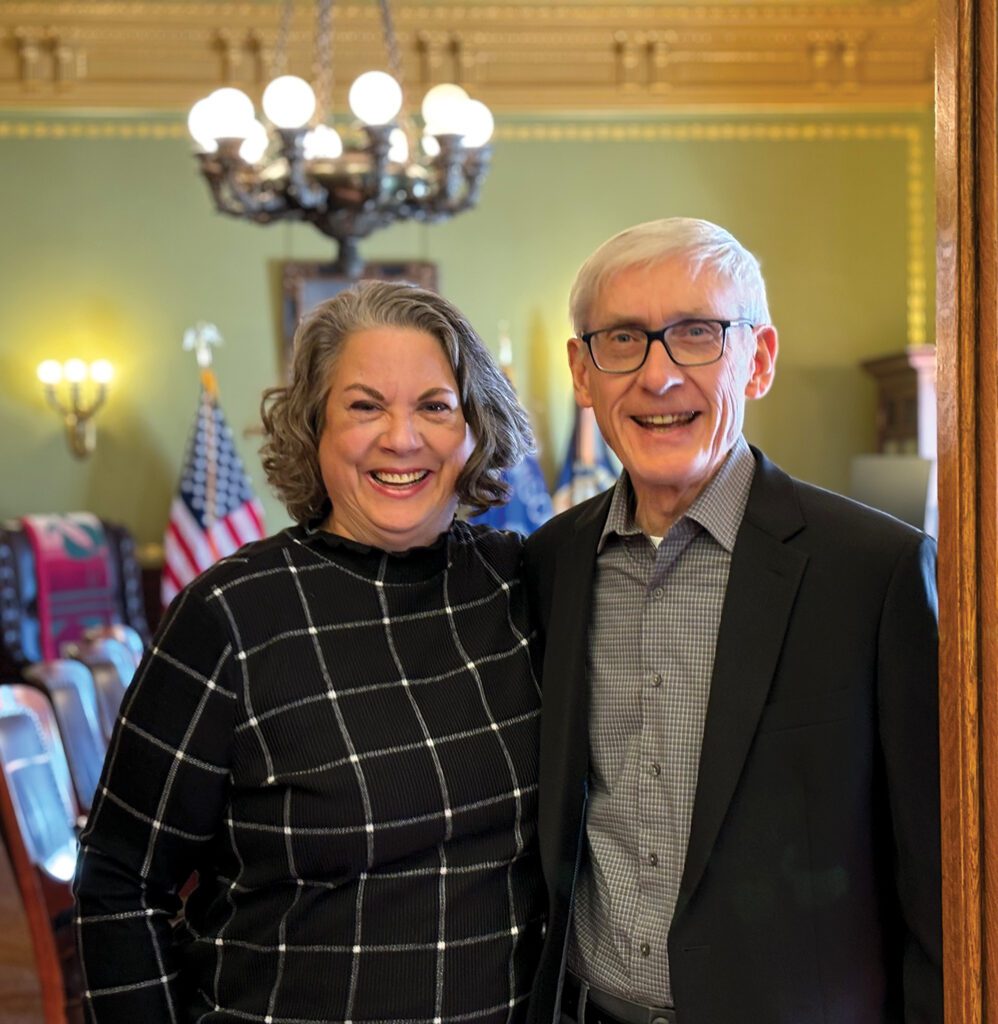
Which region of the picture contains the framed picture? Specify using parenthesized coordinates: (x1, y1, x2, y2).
(281, 259, 438, 365)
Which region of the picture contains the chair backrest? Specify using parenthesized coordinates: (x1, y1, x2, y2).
(61, 637, 134, 743)
(84, 622, 145, 668)
(0, 515, 150, 679)
(21, 662, 105, 814)
(0, 695, 77, 879)
(0, 689, 80, 1024)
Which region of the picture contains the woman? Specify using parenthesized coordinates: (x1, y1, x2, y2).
(74, 281, 544, 1023)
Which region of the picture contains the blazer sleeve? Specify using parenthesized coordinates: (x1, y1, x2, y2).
(73, 585, 239, 1022)
(876, 533, 942, 1023)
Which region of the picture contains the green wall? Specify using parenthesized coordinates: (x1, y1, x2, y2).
(0, 111, 934, 548)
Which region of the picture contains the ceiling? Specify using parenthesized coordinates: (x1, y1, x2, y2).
(0, 0, 934, 113)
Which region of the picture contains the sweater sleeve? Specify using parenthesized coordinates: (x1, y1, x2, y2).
(73, 584, 238, 1022)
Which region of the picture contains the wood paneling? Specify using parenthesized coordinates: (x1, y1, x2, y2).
(0, 837, 44, 1024)
(936, 0, 998, 1018)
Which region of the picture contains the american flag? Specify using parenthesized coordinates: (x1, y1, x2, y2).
(161, 374, 266, 607)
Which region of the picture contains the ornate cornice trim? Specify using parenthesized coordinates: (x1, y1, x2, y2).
(0, 1, 934, 112)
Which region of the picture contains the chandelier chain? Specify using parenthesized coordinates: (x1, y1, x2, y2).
(314, 0, 335, 123)
(273, 0, 294, 76)
(378, 0, 403, 87)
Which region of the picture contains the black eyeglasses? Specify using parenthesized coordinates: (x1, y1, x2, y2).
(579, 318, 755, 373)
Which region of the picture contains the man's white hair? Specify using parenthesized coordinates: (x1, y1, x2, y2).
(568, 217, 771, 335)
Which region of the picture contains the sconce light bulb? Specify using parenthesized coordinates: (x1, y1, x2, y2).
(37, 360, 63, 385)
(421, 83, 470, 136)
(262, 75, 317, 130)
(204, 87, 256, 141)
(421, 134, 441, 158)
(348, 71, 403, 126)
(63, 358, 88, 384)
(89, 359, 114, 385)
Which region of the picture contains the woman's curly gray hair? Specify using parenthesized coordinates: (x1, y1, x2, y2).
(260, 280, 535, 524)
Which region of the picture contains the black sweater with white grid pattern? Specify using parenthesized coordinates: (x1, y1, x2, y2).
(74, 521, 543, 1024)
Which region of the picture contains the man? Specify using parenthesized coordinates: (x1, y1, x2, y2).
(524, 218, 941, 1024)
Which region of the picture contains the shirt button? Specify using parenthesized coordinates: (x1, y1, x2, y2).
(648, 852, 659, 867)
(652, 673, 663, 687)
(650, 762, 661, 777)
(640, 942, 651, 957)
(652, 587, 664, 599)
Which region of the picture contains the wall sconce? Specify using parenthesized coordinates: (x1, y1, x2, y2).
(36, 358, 113, 458)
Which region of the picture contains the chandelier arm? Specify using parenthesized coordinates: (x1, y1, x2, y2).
(278, 130, 329, 208)
(201, 147, 299, 220)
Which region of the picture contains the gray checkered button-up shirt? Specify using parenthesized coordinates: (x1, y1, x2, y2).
(568, 436, 755, 1007)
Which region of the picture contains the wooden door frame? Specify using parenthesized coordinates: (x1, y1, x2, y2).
(936, 0, 997, 1019)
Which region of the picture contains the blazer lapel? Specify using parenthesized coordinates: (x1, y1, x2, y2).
(537, 490, 612, 882)
(676, 451, 808, 916)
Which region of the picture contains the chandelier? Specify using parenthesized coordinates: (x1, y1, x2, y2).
(186, 0, 494, 277)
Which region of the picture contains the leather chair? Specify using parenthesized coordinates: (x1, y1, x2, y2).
(0, 686, 83, 1023)
(22, 661, 106, 815)
(59, 636, 135, 745)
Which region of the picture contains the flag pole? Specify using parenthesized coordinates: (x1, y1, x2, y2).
(183, 323, 223, 558)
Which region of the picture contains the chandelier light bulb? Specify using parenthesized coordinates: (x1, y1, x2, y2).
(63, 359, 88, 384)
(37, 360, 63, 386)
(303, 125, 344, 160)
(204, 87, 256, 140)
(89, 359, 114, 385)
(387, 128, 409, 163)
(239, 120, 270, 164)
(421, 134, 441, 157)
(458, 99, 494, 148)
(187, 97, 219, 153)
(262, 75, 317, 130)
(421, 83, 470, 136)
(348, 71, 403, 126)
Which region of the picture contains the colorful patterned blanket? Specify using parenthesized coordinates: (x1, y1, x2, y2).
(21, 513, 119, 660)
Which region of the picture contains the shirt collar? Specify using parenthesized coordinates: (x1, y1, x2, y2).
(596, 434, 756, 554)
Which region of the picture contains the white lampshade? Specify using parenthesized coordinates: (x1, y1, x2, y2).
(303, 124, 344, 160)
(421, 83, 469, 135)
(63, 358, 88, 384)
(89, 359, 114, 385)
(457, 99, 494, 148)
(187, 97, 219, 152)
(204, 87, 256, 140)
(348, 71, 403, 126)
(239, 120, 270, 164)
(262, 75, 316, 130)
(37, 360, 63, 385)
(387, 128, 409, 163)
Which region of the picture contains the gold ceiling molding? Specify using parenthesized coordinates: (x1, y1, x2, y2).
(0, 114, 927, 344)
(0, 1, 933, 112)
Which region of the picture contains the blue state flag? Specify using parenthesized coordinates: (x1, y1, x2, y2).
(552, 405, 619, 512)
(474, 454, 553, 535)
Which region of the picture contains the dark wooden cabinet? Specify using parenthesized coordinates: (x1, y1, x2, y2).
(860, 345, 937, 459)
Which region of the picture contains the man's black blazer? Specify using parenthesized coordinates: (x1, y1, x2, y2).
(522, 447, 942, 1024)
